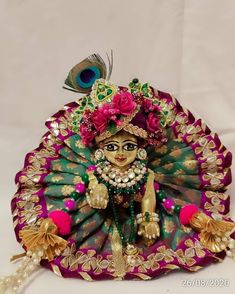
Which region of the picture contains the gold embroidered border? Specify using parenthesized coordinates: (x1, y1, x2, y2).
(123, 123, 148, 139)
(59, 237, 211, 280)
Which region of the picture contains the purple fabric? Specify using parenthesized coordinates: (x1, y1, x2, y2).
(130, 108, 147, 130)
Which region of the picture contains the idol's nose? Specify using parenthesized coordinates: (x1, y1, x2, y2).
(117, 147, 124, 156)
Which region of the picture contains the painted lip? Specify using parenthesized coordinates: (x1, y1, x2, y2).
(115, 157, 127, 162)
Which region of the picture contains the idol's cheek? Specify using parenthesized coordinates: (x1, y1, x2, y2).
(124, 150, 137, 164)
(103, 150, 118, 165)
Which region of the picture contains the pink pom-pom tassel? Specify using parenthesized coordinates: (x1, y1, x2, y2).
(48, 210, 72, 235)
(179, 204, 199, 226)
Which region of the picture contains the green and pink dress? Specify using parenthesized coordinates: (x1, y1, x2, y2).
(11, 83, 234, 281)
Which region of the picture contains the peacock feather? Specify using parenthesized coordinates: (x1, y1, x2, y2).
(63, 52, 113, 94)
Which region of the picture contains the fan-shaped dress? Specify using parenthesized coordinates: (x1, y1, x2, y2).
(11, 89, 233, 280)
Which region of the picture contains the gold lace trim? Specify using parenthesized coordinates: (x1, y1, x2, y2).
(123, 123, 147, 139)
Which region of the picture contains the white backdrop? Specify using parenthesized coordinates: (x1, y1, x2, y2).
(0, 0, 235, 293)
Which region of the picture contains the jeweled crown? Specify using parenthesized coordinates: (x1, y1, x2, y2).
(63, 54, 168, 146)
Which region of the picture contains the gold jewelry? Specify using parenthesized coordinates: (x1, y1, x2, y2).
(137, 148, 147, 160)
(96, 160, 147, 189)
(94, 148, 105, 161)
(136, 211, 159, 224)
(124, 243, 139, 256)
(189, 212, 235, 254)
(137, 212, 160, 245)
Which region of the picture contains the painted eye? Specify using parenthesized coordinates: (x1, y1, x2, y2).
(123, 143, 137, 151)
(104, 144, 118, 151)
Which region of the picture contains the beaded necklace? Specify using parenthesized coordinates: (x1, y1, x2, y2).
(95, 160, 149, 250)
(96, 160, 148, 195)
(109, 192, 135, 247)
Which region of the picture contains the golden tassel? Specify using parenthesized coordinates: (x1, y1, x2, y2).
(189, 212, 235, 254)
(0, 218, 68, 293)
(19, 218, 67, 261)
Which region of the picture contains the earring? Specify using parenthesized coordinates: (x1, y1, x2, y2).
(137, 148, 147, 160)
(95, 149, 105, 161)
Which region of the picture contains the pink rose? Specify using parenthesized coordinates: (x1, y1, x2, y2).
(80, 124, 95, 145)
(91, 109, 109, 133)
(100, 103, 120, 116)
(142, 99, 161, 113)
(112, 92, 136, 116)
(146, 113, 160, 133)
(152, 104, 161, 112)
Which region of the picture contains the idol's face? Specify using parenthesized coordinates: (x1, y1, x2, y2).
(101, 130, 138, 169)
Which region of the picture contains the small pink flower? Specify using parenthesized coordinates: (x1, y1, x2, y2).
(112, 92, 136, 116)
(80, 124, 95, 145)
(115, 119, 122, 126)
(142, 99, 152, 112)
(91, 109, 109, 133)
(142, 99, 161, 113)
(101, 103, 120, 117)
(152, 104, 161, 112)
(146, 112, 160, 133)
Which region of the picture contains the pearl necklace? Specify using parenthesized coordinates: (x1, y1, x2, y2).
(96, 160, 147, 188)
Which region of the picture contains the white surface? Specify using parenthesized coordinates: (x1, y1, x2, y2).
(0, 0, 235, 293)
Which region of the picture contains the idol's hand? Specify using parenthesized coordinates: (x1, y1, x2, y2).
(138, 221, 160, 245)
(86, 172, 109, 209)
(87, 193, 109, 209)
